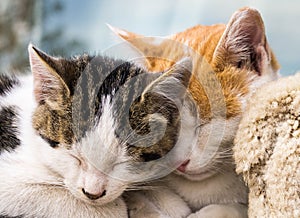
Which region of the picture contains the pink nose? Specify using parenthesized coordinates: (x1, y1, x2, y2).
(177, 160, 190, 173)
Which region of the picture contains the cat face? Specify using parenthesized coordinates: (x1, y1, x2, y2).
(110, 7, 280, 181)
(28, 45, 192, 204)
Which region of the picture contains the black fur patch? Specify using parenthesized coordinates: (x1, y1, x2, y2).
(140, 152, 162, 162)
(0, 106, 20, 153)
(0, 75, 20, 96)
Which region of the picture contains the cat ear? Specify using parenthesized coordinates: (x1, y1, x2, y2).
(108, 24, 162, 56)
(107, 24, 143, 42)
(144, 57, 192, 105)
(28, 44, 70, 104)
(108, 24, 166, 71)
(213, 7, 274, 75)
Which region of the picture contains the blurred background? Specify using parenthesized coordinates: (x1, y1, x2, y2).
(0, 0, 299, 76)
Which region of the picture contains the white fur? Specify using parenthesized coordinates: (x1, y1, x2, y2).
(187, 203, 247, 218)
(133, 117, 248, 218)
(126, 107, 248, 217)
(121, 8, 281, 217)
(125, 188, 191, 218)
(166, 171, 247, 212)
(0, 75, 128, 217)
(173, 117, 241, 180)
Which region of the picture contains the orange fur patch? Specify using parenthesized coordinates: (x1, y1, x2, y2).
(111, 8, 279, 120)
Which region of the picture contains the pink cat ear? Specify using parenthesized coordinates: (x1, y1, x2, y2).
(213, 7, 275, 75)
(28, 44, 70, 104)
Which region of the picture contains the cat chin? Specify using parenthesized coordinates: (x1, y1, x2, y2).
(175, 169, 216, 181)
(80, 197, 118, 206)
(71, 190, 124, 206)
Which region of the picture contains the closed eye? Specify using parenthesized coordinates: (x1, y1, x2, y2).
(114, 160, 130, 166)
(70, 154, 82, 166)
(40, 134, 60, 148)
(112, 160, 131, 170)
(195, 123, 204, 134)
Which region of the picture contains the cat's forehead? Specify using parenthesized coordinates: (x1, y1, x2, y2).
(76, 97, 129, 171)
(33, 55, 146, 144)
(70, 56, 152, 136)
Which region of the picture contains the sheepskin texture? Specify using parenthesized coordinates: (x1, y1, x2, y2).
(234, 73, 300, 218)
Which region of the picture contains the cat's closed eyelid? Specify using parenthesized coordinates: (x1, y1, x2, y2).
(39, 134, 60, 148)
(69, 154, 82, 166)
(114, 160, 130, 166)
(195, 123, 205, 133)
(111, 160, 130, 171)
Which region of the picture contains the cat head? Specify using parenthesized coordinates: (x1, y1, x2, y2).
(110, 7, 280, 181)
(28, 44, 193, 204)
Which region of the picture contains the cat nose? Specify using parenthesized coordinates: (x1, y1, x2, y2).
(82, 188, 106, 200)
(177, 159, 190, 173)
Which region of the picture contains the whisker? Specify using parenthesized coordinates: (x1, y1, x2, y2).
(126, 132, 164, 145)
(125, 183, 164, 191)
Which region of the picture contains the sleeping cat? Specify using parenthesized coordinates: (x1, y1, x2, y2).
(0, 44, 194, 217)
(111, 7, 280, 217)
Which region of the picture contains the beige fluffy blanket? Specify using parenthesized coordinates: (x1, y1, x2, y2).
(234, 73, 300, 218)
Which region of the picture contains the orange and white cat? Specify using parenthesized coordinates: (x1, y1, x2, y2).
(111, 7, 279, 218)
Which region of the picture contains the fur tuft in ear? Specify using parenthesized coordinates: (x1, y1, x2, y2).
(28, 44, 70, 105)
(213, 7, 272, 75)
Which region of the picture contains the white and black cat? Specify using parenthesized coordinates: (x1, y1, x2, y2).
(0, 44, 193, 218)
